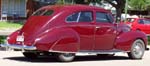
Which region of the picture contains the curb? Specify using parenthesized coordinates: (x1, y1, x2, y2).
(0, 31, 13, 36)
(0, 47, 6, 51)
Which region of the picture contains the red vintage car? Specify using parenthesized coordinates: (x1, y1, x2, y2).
(1, 5, 149, 62)
(125, 18, 150, 36)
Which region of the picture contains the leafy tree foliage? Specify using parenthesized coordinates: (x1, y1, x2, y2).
(129, 0, 150, 10)
(104, 0, 126, 21)
(73, 0, 126, 21)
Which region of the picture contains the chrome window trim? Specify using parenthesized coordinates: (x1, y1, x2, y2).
(76, 12, 81, 22)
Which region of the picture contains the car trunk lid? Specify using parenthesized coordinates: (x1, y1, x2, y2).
(19, 16, 51, 46)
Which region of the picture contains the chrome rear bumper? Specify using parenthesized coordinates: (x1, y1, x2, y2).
(0, 44, 36, 50)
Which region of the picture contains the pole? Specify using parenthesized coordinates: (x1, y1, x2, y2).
(125, 0, 128, 22)
(63, 0, 65, 4)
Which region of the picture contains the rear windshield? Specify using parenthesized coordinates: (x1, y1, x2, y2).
(138, 19, 150, 24)
(32, 9, 54, 16)
(127, 18, 135, 23)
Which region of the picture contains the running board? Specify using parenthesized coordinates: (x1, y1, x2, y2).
(78, 49, 128, 54)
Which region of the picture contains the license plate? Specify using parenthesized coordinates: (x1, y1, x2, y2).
(16, 36, 24, 42)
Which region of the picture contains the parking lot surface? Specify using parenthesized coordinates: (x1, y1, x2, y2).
(0, 50, 149, 66)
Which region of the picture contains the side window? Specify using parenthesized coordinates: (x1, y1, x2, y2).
(66, 11, 93, 22)
(66, 12, 79, 22)
(107, 14, 114, 23)
(144, 20, 150, 24)
(43, 10, 54, 16)
(33, 9, 45, 16)
(138, 19, 144, 24)
(79, 12, 93, 22)
(139, 19, 150, 24)
(32, 9, 54, 16)
(127, 18, 135, 23)
(96, 12, 110, 23)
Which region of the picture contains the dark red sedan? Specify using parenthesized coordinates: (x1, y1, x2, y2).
(125, 18, 150, 36)
(1, 5, 149, 62)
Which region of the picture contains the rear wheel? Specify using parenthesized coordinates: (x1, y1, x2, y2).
(23, 52, 38, 59)
(56, 53, 75, 62)
(128, 39, 145, 59)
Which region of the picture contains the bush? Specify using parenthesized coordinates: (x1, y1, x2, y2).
(0, 36, 6, 44)
(148, 36, 150, 45)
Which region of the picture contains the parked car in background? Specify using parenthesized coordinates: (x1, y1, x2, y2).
(125, 18, 150, 36)
(1, 5, 149, 62)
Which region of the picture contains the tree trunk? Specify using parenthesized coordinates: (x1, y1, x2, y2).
(74, 0, 89, 5)
(115, 7, 122, 22)
(105, 0, 125, 22)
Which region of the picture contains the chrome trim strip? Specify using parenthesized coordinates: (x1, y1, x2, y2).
(48, 49, 129, 54)
(78, 49, 129, 54)
(49, 50, 76, 53)
(0, 44, 36, 50)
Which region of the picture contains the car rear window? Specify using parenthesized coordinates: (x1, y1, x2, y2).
(127, 18, 135, 23)
(32, 9, 54, 16)
(139, 19, 150, 24)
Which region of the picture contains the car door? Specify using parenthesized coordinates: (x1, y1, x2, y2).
(66, 11, 95, 51)
(94, 12, 117, 50)
(137, 19, 150, 34)
(134, 19, 147, 32)
(144, 19, 150, 34)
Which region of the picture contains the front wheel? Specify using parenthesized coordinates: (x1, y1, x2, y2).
(128, 39, 145, 59)
(56, 53, 75, 62)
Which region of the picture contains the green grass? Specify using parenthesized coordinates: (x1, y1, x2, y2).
(148, 36, 150, 45)
(0, 21, 23, 44)
(0, 36, 6, 44)
(0, 21, 23, 30)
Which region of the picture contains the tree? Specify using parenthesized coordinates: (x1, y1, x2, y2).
(56, 0, 126, 21)
(74, 0, 126, 21)
(105, 0, 126, 21)
(147, 5, 150, 15)
(74, 0, 90, 4)
(128, 0, 148, 10)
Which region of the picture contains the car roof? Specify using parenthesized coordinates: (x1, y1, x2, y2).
(41, 5, 110, 13)
(127, 18, 150, 20)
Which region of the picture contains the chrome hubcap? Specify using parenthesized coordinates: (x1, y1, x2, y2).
(133, 42, 144, 57)
(61, 53, 75, 61)
(63, 53, 74, 57)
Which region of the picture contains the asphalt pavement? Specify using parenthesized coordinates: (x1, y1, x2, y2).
(0, 49, 150, 66)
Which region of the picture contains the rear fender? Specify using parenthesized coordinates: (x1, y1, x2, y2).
(7, 30, 20, 44)
(35, 27, 80, 53)
(115, 31, 147, 51)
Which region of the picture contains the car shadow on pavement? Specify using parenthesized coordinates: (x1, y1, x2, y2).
(3, 55, 131, 63)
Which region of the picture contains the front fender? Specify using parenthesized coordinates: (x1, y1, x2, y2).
(35, 27, 80, 53)
(115, 31, 147, 51)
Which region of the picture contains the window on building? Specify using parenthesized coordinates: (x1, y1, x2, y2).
(1, 0, 26, 17)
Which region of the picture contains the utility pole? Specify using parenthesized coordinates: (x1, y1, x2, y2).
(125, 0, 128, 22)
